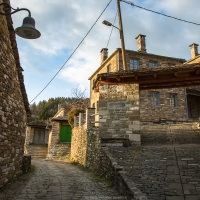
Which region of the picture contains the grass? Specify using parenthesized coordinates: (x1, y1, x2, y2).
(71, 162, 113, 187)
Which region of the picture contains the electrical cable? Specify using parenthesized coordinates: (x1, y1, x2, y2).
(121, 0, 200, 26)
(30, 0, 113, 103)
(106, 11, 118, 48)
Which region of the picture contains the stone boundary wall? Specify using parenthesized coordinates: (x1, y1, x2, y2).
(141, 129, 200, 145)
(70, 126, 100, 167)
(48, 143, 71, 160)
(70, 126, 87, 166)
(101, 148, 147, 200)
(71, 124, 146, 199)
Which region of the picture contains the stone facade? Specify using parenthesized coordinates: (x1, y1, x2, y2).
(25, 121, 49, 145)
(0, 0, 30, 188)
(140, 87, 188, 124)
(98, 84, 140, 143)
(47, 107, 71, 159)
(89, 36, 200, 129)
(24, 121, 50, 159)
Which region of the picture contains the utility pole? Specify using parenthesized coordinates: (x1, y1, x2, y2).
(116, 0, 127, 71)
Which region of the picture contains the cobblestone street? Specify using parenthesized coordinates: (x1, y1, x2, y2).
(0, 160, 126, 200)
(106, 144, 200, 200)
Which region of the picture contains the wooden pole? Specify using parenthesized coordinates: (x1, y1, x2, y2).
(116, 0, 127, 71)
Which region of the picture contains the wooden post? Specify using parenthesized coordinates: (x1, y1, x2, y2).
(116, 0, 127, 71)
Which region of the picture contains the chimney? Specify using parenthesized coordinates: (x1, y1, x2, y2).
(100, 48, 108, 64)
(135, 34, 146, 53)
(189, 43, 198, 59)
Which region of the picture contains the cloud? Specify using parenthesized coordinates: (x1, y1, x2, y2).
(10, 0, 200, 103)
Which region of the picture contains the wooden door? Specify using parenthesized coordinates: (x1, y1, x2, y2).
(33, 129, 45, 144)
(60, 125, 72, 142)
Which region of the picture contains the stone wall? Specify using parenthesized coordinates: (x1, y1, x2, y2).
(47, 121, 60, 158)
(71, 117, 146, 199)
(48, 143, 71, 160)
(140, 87, 188, 123)
(70, 126, 100, 167)
(141, 129, 200, 145)
(0, 0, 27, 188)
(99, 83, 141, 143)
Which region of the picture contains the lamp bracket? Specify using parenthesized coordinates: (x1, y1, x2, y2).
(0, 3, 31, 17)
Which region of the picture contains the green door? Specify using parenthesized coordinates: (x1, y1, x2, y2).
(60, 125, 72, 142)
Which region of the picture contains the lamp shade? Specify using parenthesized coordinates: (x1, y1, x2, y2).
(15, 16, 41, 39)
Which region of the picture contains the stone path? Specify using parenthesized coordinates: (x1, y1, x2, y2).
(0, 160, 127, 200)
(106, 144, 200, 200)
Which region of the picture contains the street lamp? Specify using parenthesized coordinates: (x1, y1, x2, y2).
(0, 2, 41, 39)
(102, 0, 127, 71)
(102, 20, 119, 30)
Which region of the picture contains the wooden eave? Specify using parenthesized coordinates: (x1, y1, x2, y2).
(93, 63, 200, 91)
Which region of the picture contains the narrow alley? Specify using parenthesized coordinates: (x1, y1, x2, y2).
(0, 160, 127, 200)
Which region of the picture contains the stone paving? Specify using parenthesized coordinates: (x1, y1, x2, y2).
(0, 160, 127, 200)
(106, 144, 200, 200)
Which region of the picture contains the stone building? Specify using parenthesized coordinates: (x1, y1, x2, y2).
(0, 0, 30, 188)
(47, 106, 72, 160)
(24, 121, 50, 159)
(88, 34, 200, 143)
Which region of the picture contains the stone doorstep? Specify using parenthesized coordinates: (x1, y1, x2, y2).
(101, 138, 131, 147)
(101, 138, 129, 143)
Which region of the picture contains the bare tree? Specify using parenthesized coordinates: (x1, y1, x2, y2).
(71, 86, 86, 100)
(71, 86, 89, 109)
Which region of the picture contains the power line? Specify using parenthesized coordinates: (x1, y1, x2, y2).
(106, 12, 117, 48)
(30, 0, 113, 104)
(121, 0, 200, 26)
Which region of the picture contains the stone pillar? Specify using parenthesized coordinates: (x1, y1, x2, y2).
(22, 155, 31, 173)
(79, 113, 86, 126)
(98, 83, 141, 144)
(74, 116, 79, 127)
(25, 126, 31, 145)
(47, 121, 60, 159)
(85, 108, 95, 129)
(125, 84, 141, 144)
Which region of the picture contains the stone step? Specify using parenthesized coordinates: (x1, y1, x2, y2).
(25, 145, 48, 159)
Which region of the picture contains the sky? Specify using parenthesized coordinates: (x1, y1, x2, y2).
(10, 0, 200, 104)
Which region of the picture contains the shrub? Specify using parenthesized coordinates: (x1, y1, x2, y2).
(68, 108, 85, 128)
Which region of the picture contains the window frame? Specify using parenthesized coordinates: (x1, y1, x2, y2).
(169, 93, 178, 108)
(149, 60, 158, 68)
(151, 92, 160, 106)
(130, 58, 139, 70)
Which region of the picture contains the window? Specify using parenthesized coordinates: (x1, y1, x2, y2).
(151, 92, 160, 106)
(107, 64, 111, 73)
(149, 60, 158, 68)
(130, 58, 139, 70)
(170, 94, 178, 108)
